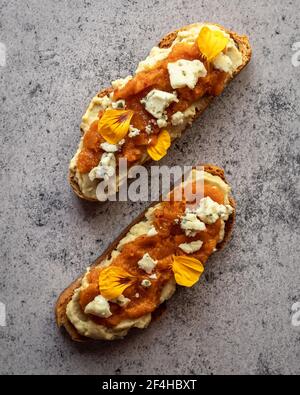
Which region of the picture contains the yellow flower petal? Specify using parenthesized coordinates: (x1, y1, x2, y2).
(197, 27, 229, 62)
(98, 109, 134, 144)
(147, 130, 171, 161)
(172, 256, 204, 287)
(99, 266, 135, 300)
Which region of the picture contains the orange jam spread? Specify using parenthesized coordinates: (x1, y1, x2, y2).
(76, 41, 228, 174)
(79, 181, 226, 328)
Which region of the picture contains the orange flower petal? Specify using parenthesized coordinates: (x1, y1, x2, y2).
(172, 256, 204, 287)
(98, 109, 134, 144)
(147, 130, 171, 161)
(197, 27, 229, 62)
(99, 266, 135, 300)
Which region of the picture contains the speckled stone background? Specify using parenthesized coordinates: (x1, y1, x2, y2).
(0, 0, 299, 375)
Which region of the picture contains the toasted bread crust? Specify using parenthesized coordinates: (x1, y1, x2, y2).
(69, 24, 251, 201)
(57, 164, 236, 341)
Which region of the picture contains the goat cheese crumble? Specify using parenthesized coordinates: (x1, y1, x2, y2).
(167, 59, 207, 89)
(138, 253, 157, 274)
(88, 153, 116, 181)
(84, 295, 112, 318)
(141, 89, 178, 119)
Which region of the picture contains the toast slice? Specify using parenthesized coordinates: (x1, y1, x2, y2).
(69, 23, 251, 202)
(56, 165, 236, 341)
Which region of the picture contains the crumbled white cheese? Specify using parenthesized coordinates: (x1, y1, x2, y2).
(184, 106, 197, 123)
(213, 53, 233, 73)
(111, 100, 126, 109)
(112, 295, 131, 307)
(171, 111, 185, 126)
(141, 89, 178, 119)
(138, 253, 157, 274)
(84, 295, 112, 318)
(100, 152, 116, 167)
(100, 142, 120, 153)
(196, 197, 233, 224)
(100, 139, 125, 152)
(149, 273, 157, 280)
(147, 226, 158, 237)
(173, 25, 208, 45)
(96, 95, 111, 109)
(226, 41, 243, 69)
(157, 116, 168, 128)
(174, 24, 230, 49)
(128, 125, 141, 138)
(88, 153, 116, 181)
(223, 205, 234, 220)
(213, 40, 243, 74)
(145, 124, 153, 134)
(135, 293, 140, 298)
(167, 59, 207, 89)
(179, 240, 203, 254)
(170, 105, 198, 132)
(112, 75, 132, 90)
(180, 212, 206, 237)
(141, 279, 152, 288)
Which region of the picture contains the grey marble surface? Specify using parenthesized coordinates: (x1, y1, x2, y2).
(0, 0, 299, 375)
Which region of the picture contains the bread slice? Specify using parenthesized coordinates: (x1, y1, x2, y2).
(56, 164, 236, 341)
(69, 23, 251, 202)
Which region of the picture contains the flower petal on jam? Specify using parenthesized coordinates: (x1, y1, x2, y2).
(98, 109, 134, 144)
(147, 130, 171, 161)
(99, 266, 135, 300)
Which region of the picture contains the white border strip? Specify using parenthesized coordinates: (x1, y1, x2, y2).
(0, 43, 6, 67)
